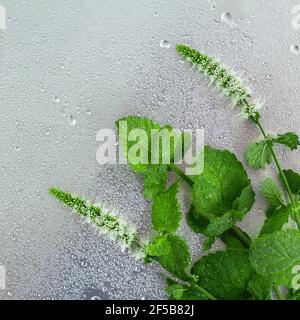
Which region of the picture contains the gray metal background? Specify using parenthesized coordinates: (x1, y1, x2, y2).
(0, 0, 300, 300)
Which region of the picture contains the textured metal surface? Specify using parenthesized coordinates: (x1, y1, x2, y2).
(0, 0, 300, 299)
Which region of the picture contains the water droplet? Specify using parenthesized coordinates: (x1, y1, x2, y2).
(60, 64, 65, 69)
(15, 146, 20, 151)
(53, 96, 60, 103)
(45, 129, 50, 135)
(221, 12, 234, 28)
(290, 45, 300, 55)
(81, 260, 88, 267)
(91, 296, 101, 300)
(154, 12, 159, 17)
(86, 109, 91, 115)
(68, 115, 77, 126)
(160, 40, 170, 49)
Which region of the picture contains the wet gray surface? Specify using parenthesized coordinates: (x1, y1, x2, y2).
(1, 0, 300, 299)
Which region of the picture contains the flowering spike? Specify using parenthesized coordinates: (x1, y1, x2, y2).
(176, 44, 261, 122)
(49, 187, 144, 256)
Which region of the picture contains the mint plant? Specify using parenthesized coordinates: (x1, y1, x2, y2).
(49, 45, 300, 300)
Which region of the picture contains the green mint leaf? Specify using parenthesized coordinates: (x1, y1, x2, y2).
(259, 205, 291, 236)
(116, 116, 187, 171)
(186, 206, 209, 234)
(166, 282, 208, 300)
(232, 185, 256, 215)
(187, 206, 247, 249)
(283, 169, 300, 195)
(145, 235, 171, 256)
(261, 178, 286, 207)
(166, 284, 188, 300)
(202, 236, 216, 251)
(143, 165, 168, 199)
(116, 116, 161, 173)
(116, 116, 169, 198)
(266, 205, 281, 217)
(146, 234, 191, 281)
(250, 230, 300, 287)
(246, 140, 272, 169)
(274, 132, 300, 150)
(191, 250, 253, 300)
(221, 230, 249, 249)
(116, 116, 189, 199)
(247, 273, 272, 300)
(205, 211, 238, 238)
(191, 146, 254, 248)
(287, 290, 300, 300)
(151, 182, 181, 233)
(193, 146, 254, 215)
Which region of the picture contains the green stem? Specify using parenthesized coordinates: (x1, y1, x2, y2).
(256, 120, 300, 229)
(231, 225, 252, 248)
(243, 99, 300, 228)
(169, 164, 194, 185)
(192, 282, 218, 300)
(256, 121, 294, 204)
(273, 285, 284, 300)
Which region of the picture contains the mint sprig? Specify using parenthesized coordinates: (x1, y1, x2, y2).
(49, 187, 143, 254)
(48, 44, 300, 300)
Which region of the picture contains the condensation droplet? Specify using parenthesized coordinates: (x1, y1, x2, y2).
(221, 12, 234, 28)
(81, 260, 88, 267)
(53, 96, 60, 103)
(160, 40, 170, 49)
(91, 296, 101, 300)
(290, 45, 300, 55)
(266, 74, 272, 80)
(68, 115, 77, 126)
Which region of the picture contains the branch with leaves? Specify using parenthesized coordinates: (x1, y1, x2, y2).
(49, 45, 300, 300)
